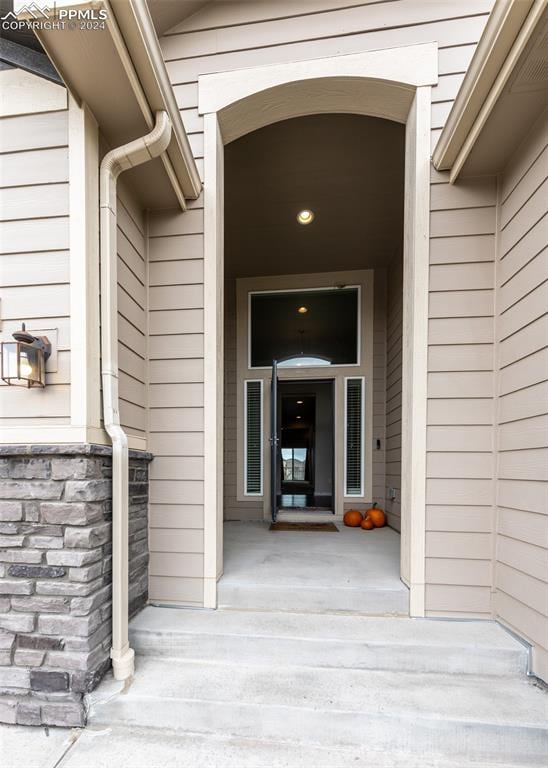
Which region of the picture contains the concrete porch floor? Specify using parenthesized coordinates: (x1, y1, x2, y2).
(218, 521, 409, 615)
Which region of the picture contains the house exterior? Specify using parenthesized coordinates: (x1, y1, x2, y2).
(0, 0, 546, 729)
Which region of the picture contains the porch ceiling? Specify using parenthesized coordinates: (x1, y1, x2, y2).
(225, 114, 405, 278)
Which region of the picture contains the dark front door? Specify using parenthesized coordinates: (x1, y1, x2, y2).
(270, 359, 279, 522)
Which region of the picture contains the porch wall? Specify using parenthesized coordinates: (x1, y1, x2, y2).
(494, 107, 548, 681)
(155, 0, 497, 609)
(425, 174, 498, 618)
(146, 201, 205, 605)
(0, 73, 70, 427)
(116, 179, 148, 445)
(385, 253, 403, 532)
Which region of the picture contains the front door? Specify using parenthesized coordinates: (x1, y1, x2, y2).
(270, 359, 279, 522)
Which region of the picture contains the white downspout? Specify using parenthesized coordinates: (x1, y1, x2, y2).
(100, 111, 171, 680)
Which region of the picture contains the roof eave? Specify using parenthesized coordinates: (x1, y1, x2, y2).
(432, 0, 537, 180)
(23, 0, 201, 206)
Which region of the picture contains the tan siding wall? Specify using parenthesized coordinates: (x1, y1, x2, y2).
(0, 84, 70, 426)
(372, 269, 387, 510)
(155, 0, 494, 606)
(425, 175, 497, 618)
(385, 255, 403, 531)
(117, 179, 147, 441)
(147, 199, 205, 605)
(495, 108, 548, 681)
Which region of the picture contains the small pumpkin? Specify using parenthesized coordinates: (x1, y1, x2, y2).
(365, 502, 386, 528)
(343, 509, 363, 527)
(361, 517, 374, 530)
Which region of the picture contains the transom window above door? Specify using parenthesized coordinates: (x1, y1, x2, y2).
(249, 287, 359, 368)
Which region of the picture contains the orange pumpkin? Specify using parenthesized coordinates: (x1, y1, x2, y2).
(343, 509, 363, 527)
(361, 517, 374, 530)
(365, 502, 386, 528)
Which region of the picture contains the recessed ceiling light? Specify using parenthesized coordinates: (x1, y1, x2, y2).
(296, 415, 302, 419)
(297, 306, 308, 314)
(297, 209, 314, 225)
(297, 400, 303, 404)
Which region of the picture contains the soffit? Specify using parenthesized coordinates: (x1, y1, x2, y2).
(225, 114, 404, 279)
(146, 0, 210, 36)
(460, 7, 548, 176)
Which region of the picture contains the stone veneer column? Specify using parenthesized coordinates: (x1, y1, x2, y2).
(0, 444, 151, 726)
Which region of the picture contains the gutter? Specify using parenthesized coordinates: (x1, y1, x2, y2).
(121, 0, 202, 200)
(432, 0, 535, 178)
(100, 111, 172, 680)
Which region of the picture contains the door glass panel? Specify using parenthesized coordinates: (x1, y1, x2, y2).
(282, 448, 308, 481)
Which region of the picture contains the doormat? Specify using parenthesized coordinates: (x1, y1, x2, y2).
(269, 522, 339, 532)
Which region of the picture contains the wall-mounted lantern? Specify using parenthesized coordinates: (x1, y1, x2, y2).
(1, 324, 51, 388)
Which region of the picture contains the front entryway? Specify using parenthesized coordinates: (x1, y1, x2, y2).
(218, 521, 408, 615)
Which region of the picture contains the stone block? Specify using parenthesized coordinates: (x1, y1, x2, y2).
(0, 480, 63, 500)
(30, 669, 69, 692)
(25, 535, 64, 550)
(46, 548, 102, 567)
(16, 700, 41, 726)
(64, 618, 110, 651)
(41, 502, 103, 526)
(0, 597, 10, 612)
(70, 585, 111, 616)
(0, 579, 33, 595)
(71, 657, 110, 693)
(0, 460, 7, 478)
(0, 535, 24, 547)
(41, 700, 84, 727)
(0, 548, 43, 564)
(9, 459, 51, 480)
(14, 648, 45, 666)
(36, 577, 103, 597)
(0, 613, 34, 632)
(0, 696, 17, 724)
(0, 502, 23, 522)
(64, 522, 111, 549)
(51, 458, 103, 480)
(0, 666, 30, 688)
(24, 501, 40, 522)
(8, 564, 65, 579)
(38, 611, 101, 637)
(0, 632, 14, 650)
(64, 479, 111, 502)
(69, 562, 102, 583)
(11, 595, 69, 613)
(17, 635, 63, 651)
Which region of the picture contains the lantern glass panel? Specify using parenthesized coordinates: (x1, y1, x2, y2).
(1, 341, 44, 387)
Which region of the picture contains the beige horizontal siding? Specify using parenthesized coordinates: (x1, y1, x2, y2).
(147, 194, 205, 604)
(494, 107, 548, 681)
(116, 179, 147, 441)
(384, 254, 402, 531)
(0, 94, 70, 427)
(425, 161, 497, 617)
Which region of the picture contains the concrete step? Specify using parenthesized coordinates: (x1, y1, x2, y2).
(130, 607, 529, 677)
(89, 657, 548, 764)
(60, 722, 538, 768)
(217, 581, 409, 614)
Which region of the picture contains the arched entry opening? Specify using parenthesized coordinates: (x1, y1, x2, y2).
(199, 44, 437, 615)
